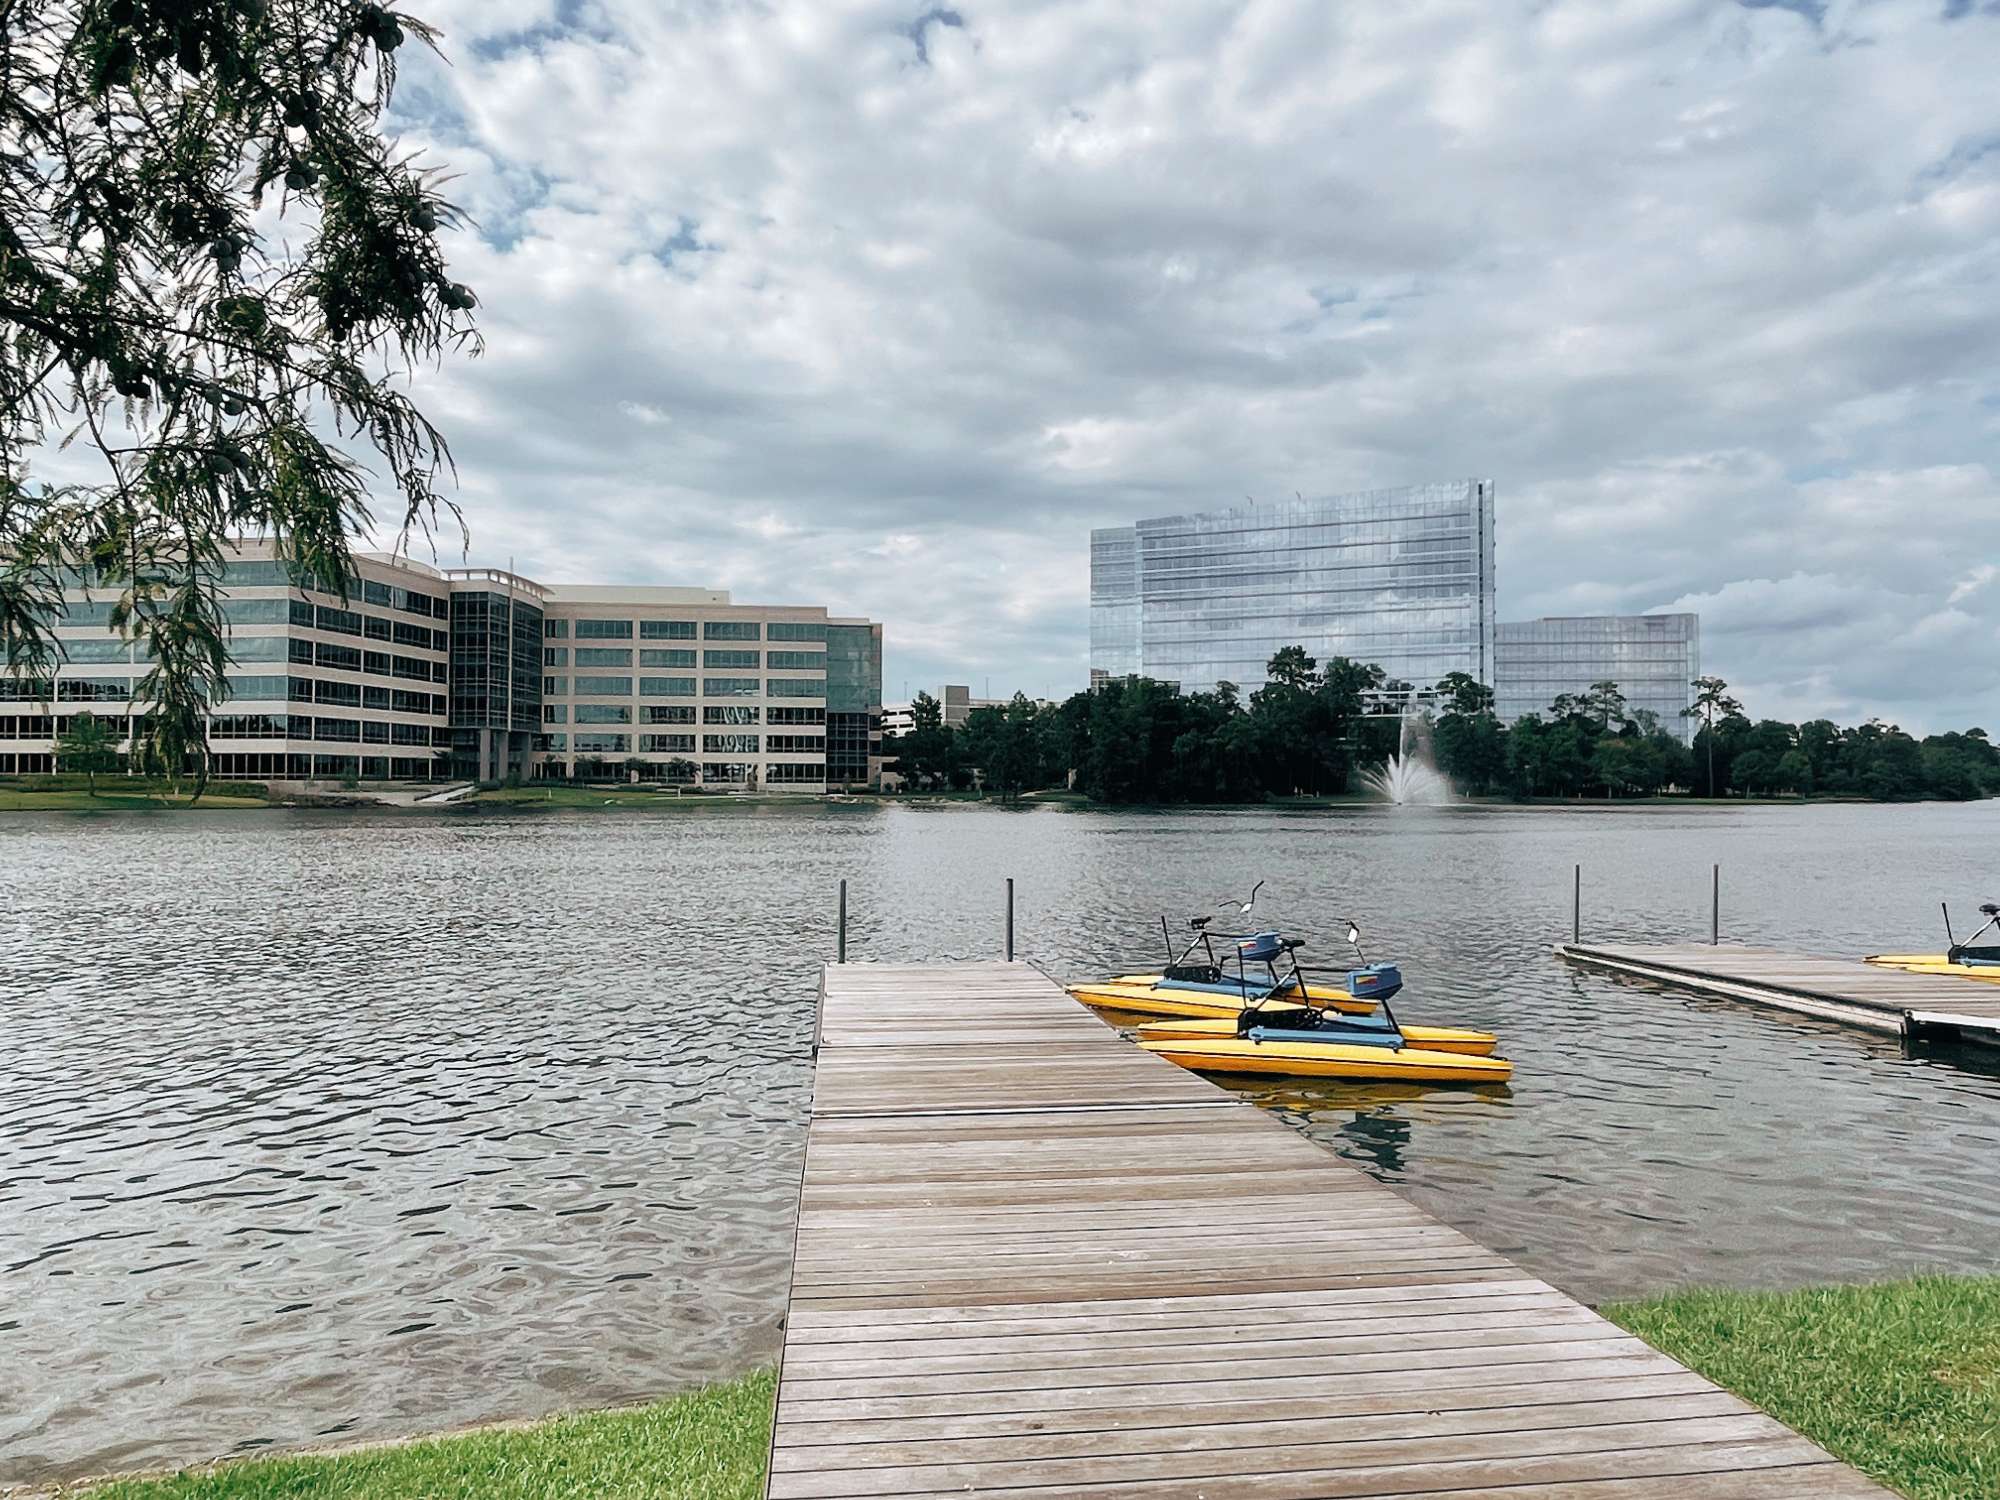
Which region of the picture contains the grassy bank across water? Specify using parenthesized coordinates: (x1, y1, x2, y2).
(61, 1370, 774, 1500)
(1604, 1275, 2000, 1500)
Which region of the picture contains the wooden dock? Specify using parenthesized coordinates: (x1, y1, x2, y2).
(766, 959, 1891, 1498)
(1556, 941, 2000, 1046)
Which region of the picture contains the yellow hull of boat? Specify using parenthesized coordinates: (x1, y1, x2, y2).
(1068, 976, 1378, 1018)
(1865, 954, 2000, 984)
(1138, 1036, 1513, 1084)
(1135, 1016, 1500, 1056)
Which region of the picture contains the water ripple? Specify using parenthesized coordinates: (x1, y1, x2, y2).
(3, 799, 1999, 1485)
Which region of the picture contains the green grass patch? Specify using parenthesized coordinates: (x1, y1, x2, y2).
(68, 1369, 774, 1499)
(0, 788, 269, 811)
(1603, 1275, 2000, 1500)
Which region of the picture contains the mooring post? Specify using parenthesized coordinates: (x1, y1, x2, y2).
(1005, 877, 1015, 962)
(1572, 864, 1581, 944)
(837, 878, 848, 964)
(1711, 863, 1720, 946)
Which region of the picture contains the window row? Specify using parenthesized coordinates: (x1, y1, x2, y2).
(555, 619, 791, 642)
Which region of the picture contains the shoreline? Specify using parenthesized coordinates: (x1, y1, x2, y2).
(3, 782, 1992, 814)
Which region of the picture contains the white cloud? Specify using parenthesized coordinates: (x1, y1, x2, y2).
(342, 0, 2000, 727)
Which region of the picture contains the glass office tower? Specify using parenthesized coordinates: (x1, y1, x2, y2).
(1494, 614, 1700, 741)
(1089, 481, 1497, 696)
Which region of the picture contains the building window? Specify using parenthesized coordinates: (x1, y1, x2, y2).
(315, 604, 362, 635)
(640, 620, 696, 640)
(544, 647, 568, 667)
(703, 649, 759, 669)
(575, 647, 633, 667)
(576, 704, 632, 724)
(574, 619, 633, 639)
(639, 733, 696, 753)
(703, 677, 759, 697)
(766, 651, 824, 670)
(643, 704, 696, 724)
(702, 733, 759, 753)
(316, 642, 362, 672)
(767, 734, 826, 753)
(767, 623, 827, 642)
(313, 680, 361, 707)
(221, 675, 290, 701)
(543, 618, 569, 638)
(287, 639, 315, 666)
(363, 580, 393, 607)
(365, 616, 392, 641)
(768, 678, 825, 698)
(703, 705, 760, 724)
(703, 621, 760, 641)
(639, 648, 696, 668)
(769, 706, 826, 725)
(639, 676, 696, 697)
(222, 597, 292, 625)
(702, 761, 754, 782)
(574, 675, 632, 696)
(574, 732, 630, 753)
(314, 717, 360, 742)
(766, 762, 826, 783)
(363, 650, 392, 675)
(543, 704, 568, 724)
(543, 675, 567, 695)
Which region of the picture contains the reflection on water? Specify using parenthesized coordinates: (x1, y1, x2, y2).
(3, 798, 2000, 1485)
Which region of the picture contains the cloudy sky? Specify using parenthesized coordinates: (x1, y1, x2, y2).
(381, 0, 1999, 730)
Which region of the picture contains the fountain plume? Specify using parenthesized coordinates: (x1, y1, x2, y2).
(1361, 704, 1451, 805)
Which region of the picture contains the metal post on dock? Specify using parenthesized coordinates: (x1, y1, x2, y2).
(837, 879, 848, 964)
(1572, 864, 1581, 943)
(1005, 878, 1015, 962)
(1711, 863, 1719, 946)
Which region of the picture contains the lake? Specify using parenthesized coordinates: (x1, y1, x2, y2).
(3, 798, 1998, 1485)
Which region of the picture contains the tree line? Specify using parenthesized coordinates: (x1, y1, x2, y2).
(888, 654, 2000, 805)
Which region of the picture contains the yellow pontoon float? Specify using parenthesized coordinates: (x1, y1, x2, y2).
(1866, 900, 2000, 984)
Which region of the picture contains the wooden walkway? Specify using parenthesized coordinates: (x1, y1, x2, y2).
(766, 960, 1891, 1498)
(1556, 941, 2000, 1045)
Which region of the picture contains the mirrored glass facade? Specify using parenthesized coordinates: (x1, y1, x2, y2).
(1494, 614, 1700, 741)
(1089, 481, 1497, 695)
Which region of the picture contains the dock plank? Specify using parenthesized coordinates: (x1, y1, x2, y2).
(766, 961, 1891, 1496)
(1556, 941, 2000, 1044)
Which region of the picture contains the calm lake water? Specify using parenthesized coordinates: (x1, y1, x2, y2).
(4, 799, 1999, 1485)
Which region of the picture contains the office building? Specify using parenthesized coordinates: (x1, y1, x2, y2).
(1089, 481, 1497, 697)
(1494, 614, 1700, 740)
(2, 540, 883, 790)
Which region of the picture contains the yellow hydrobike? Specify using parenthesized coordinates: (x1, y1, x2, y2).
(1866, 900, 2000, 983)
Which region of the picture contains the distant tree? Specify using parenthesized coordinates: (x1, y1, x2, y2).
(1434, 670, 1494, 718)
(888, 690, 958, 789)
(55, 709, 118, 794)
(1583, 680, 1627, 731)
(961, 694, 1046, 803)
(1433, 671, 1506, 794)
(1683, 676, 1743, 796)
(664, 756, 698, 784)
(2, 0, 479, 786)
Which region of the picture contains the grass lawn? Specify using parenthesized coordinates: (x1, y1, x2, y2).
(0, 788, 269, 811)
(66, 1370, 774, 1499)
(468, 785, 816, 809)
(1604, 1275, 2000, 1500)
